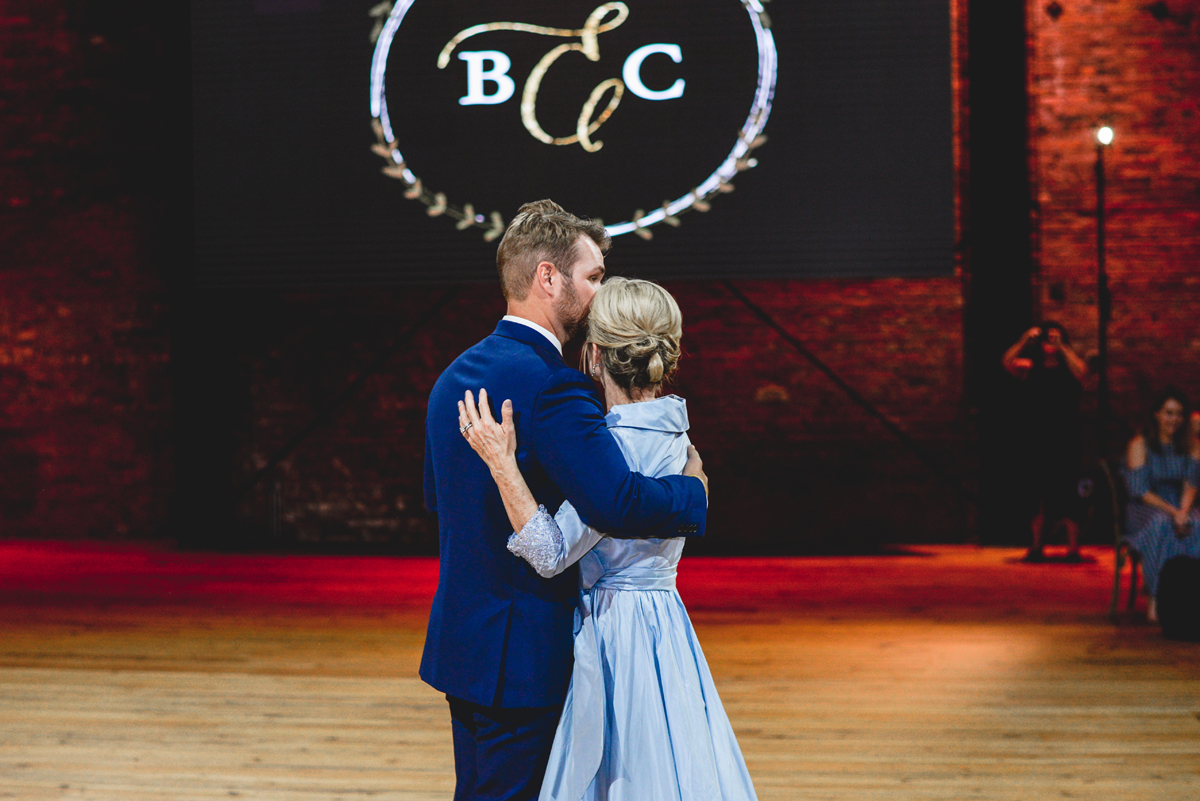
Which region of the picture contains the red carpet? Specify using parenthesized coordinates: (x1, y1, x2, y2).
(0, 540, 1122, 622)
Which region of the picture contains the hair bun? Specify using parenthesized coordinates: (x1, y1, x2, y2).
(647, 352, 664, 384)
(585, 276, 683, 391)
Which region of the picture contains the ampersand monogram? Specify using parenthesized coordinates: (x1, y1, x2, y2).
(370, 0, 776, 240)
(437, 3, 687, 153)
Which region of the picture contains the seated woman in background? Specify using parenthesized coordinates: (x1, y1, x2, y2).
(1123, 387, 1200, 622)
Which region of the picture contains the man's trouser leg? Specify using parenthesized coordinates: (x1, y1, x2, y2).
(448, 695, 562, 801)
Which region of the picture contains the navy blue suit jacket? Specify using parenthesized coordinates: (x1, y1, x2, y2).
(420, 320, 707, 708)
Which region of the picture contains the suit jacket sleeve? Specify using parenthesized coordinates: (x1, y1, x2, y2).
(531, 370, 706, 538)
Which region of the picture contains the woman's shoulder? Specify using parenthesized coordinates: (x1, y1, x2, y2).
(1125, 434, 1148, 467)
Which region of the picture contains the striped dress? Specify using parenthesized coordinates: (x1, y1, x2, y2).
(1123, 444, 1200, 596)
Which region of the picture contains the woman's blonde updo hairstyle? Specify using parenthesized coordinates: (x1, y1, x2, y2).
(586, 277, 683, 391)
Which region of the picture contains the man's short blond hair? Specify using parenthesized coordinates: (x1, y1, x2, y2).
(496, 200, 611, 301)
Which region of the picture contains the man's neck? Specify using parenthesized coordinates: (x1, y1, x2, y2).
(506, 301, 566, 346)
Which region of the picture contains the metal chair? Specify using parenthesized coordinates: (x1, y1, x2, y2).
(1099, 459, 1140, 616)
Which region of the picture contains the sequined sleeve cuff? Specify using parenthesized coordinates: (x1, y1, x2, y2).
(507, 505, 564, 575)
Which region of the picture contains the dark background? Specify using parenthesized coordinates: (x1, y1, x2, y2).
(4, 1, 1197, 553)
(193, 0, 953, 285)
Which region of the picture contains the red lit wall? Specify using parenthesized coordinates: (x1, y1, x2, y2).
(1029, 0, 1200, 420)
(3, 2, 1196, 548)
(0, 6, 173, 538)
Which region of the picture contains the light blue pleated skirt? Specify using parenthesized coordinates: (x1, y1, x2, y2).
(539, 577, 758, 801)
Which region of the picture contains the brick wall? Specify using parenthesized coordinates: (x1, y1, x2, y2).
(224, 2, 975, 553)
(9, 2, 1196, 550)
(0, 2, 173, 538)
(2, 0, 973, 550)
(1029, 0, 1200, 430)
(226, 277, 970, 553)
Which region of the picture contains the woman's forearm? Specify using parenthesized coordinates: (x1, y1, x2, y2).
(1181, 482, 1197, 515)
(1001, 341, 1028, 374)
(491, 458, 540, 533)
(1060, 345, 1089, 381)
(1140, 491, 1180, 516)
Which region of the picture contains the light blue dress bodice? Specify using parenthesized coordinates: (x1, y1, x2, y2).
(509, 395, 692, 589)
(577, 397, 690, 590)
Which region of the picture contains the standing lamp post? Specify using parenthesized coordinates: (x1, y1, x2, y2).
(1095, 125, 1113, 454)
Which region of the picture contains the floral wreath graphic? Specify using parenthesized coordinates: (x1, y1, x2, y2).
(368, 0, 777, 241)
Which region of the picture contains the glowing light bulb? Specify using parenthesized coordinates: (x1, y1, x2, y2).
(1097, 126, 1114, 146)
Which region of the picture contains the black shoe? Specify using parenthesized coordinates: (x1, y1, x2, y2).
(1063, 551, 1084, 563)
(1021, 548, 1045, 563)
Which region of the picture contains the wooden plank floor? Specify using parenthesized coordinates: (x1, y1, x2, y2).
(1, 542, 1198, 800)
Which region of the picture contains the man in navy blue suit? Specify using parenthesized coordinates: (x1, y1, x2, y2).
(422, 200, 709, 800)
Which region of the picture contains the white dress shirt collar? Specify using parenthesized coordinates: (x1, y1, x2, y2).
(503, 315, 563, 355)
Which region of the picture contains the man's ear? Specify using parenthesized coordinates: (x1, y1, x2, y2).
(535, 261, 558, 297)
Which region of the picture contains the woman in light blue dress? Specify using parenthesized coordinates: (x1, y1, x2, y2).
(458, 277, 757, 801)
(1122, 388, 1200, 621)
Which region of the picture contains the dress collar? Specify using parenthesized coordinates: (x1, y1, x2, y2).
(604, 395, 690, 434)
